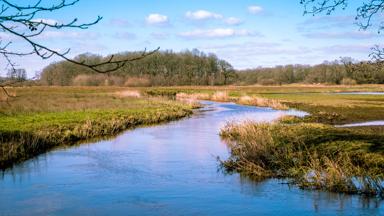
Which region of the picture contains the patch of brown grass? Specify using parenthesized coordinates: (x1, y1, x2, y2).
(115, 90, 142, 98)
(211, 91, 229, 102)
(124, 77, 151, 87)
(238, 95, 288, 110)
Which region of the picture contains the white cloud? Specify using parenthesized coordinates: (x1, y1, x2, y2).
(319, 44, 377, 53)
(151, 32, 169, 40)
(248, 5, 263, 14)
(146, 13, 169, 25)
(303, 31, 379, 39)
(114, 32, 137, 40)
(109, 18, 131, 27)
(37, 31, 99, 40)
(225, 17, 243, 25)
(0, 32, 13, 40)
(179, 28, 256, 39)
(185, 10, 223, 20)
(31, 18, 59, 25)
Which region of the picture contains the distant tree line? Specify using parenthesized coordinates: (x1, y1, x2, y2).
(237, 59, 384, 85)
(40, 51, 384, 86)
(0, 68, 27, 82)
(41, 49, 237, 86)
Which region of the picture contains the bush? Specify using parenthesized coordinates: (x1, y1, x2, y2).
(341, 78, 357, 85)
(258, 78, 279, 86)
(72, 75, 124, 86)
(124, 77, 151, 87)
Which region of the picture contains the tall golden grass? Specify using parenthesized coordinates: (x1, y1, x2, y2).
(211, 91, 229, 102)
(238, 96, 288, 110)
(115, 90, 142, 98)
(124, 77, 151, 87)
(220, 120, 384, 196)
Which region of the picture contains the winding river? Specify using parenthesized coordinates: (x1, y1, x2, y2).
(1, 101, 383, 215)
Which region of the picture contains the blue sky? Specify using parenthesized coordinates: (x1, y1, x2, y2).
(2, 0, 382, 77)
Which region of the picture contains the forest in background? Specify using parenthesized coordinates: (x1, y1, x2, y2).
(9, 50, 384, 86)
(39, 49, 237, 87)
(237, 59, 384, 85)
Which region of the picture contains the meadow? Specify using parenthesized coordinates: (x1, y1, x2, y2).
(0, 86, 195, 169)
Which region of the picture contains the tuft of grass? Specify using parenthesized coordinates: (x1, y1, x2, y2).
(175, 93, 207, 108)
(211, 91, 229, 102)
(114, 90, 142, 98)
(238, 95, 288, 110)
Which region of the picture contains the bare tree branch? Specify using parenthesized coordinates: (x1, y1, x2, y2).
(370, 44, 384, 60)
(0, 0, 158, 102)
(0, 0, 158, 74)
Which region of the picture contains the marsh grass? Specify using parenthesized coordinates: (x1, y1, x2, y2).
(0, 86, 194, 169)
(211, 91, 230, 102)
(238, 95, 288, 110)
(114, 90, 142, 98)
(175, 93, 208, 108)
(220, 120, 384, 196)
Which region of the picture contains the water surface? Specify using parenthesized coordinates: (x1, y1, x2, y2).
(1, 101, 382, 216)
(336, 92, 384, 95)
(336, 121, 384, 127)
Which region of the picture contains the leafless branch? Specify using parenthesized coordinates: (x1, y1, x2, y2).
(0, 0, 158, 75)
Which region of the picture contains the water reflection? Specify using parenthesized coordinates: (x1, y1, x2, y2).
(0, 101, 382, 215)
(336, 92, 384, 95)
(336, 121, 384, 127)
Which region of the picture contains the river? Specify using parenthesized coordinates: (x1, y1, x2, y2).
(0, 101, 382, 215)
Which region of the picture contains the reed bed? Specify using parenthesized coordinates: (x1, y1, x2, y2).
(211, 91, 229, 102)
(175, 92, 209, 108)
(114, 90, 142, 98)
(220, 120, 384, 196)
(238, 95, 288, 110)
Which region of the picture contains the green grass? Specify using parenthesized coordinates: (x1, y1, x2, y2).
(0, 86, 194, 169)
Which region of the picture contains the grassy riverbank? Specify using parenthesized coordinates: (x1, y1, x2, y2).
(0, 87, 194, 169)
(144, 84, 384, 196)
(220, 121, 384, 196)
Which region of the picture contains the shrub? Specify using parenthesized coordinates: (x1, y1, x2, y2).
(124, 77, 151, 87)
(258, 78, 279, 86)
(341, 78, 357, 85)
(72, 75, 125, 86)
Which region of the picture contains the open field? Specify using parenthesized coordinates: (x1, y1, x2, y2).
(0, 86, 194, 169)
